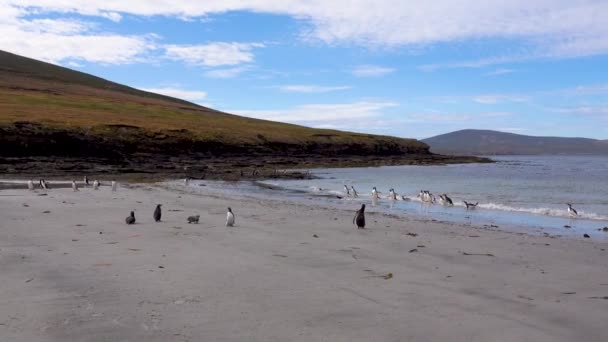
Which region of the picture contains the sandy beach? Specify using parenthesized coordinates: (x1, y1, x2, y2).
(1, 181, 607, 342)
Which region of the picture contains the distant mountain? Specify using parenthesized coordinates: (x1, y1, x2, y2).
(422, 129, 608, 155)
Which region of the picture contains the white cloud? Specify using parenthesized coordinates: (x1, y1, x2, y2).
(138, 87, 207, 101)
(204, 66, 251, 79)
(472, 94, 527, 104)
(164, 42, 263, 66)
(484, 68, 515, 76)
(232, 101, 398, 124)
(277, 85, 351, 93)
(352, 65, 395, 77)
(8, 0, 608, 61)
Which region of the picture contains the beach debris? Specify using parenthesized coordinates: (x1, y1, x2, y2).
(158, 266, 165, 269)
(25, 278, 33, 283)
(468, 235, 480, 238)
(383, 273, 393, 280)
(598, 227, 608, 232)
(22, 203, 29, 207)
(405, 232, 418, 237)
(461, 251, 495, 257)
(42, 210, 50, 214)
(583, 234, 590, 238)
(417, 245, 426, 248)
(75, 224, 86, 227)
(105, 242, 118, 245)
(588, 296, 608, 300)
(517, 295, 534, 301)
(71, 239, 79, 242)
(272, 254, 288, 258)
(99, 231, 103, 234)
(187, 215, 200, 224)
(128, 248, 141, 251)
(561, 292, 576, 295)
(313, 234, 319, 238)
(128, 234, 141, 238)
(409, 248, 418, 253)
(169, 209, 183, 212)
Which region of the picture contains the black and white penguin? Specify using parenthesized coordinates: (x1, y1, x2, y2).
(351, 186, 358, 198)
(84, 176, 89, 187)
(567, 203, 578, 217)
(93, 180, 100, 190)
(463, 200, 479, 210)
(353, 204, 366, 229)
(226, 207, 235, 227)
(153, 204, 162, 222)
(344, 185, 351, 197)
(125, 211, 136, 225)
(72, 180, 79, 192)
(111, 180, 117, 192)
(27, 180, 34, 191)
(187, 215, 200, 224)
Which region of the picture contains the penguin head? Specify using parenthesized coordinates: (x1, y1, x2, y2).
(360, 204, 366, 210)
(227, 207, 232, 212)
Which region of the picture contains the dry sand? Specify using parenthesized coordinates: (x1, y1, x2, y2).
(1, 182, 607, 342)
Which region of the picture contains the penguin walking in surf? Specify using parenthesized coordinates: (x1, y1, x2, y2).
(353, 204, 366, 229)
(463, 200, 478, 210)
(440, 194, 453, 206)
(153, 204, 162, 222)
(125, 211, 136, 225)
(344, 185, 351, 197)
(567, 203, 578, 217)
(372, 187, 380, 200)
(72, 180, 79, 192)
(226, 207, 235, 227)
(84, 176, 89, 187)
(351, 186, 358, 198)
(39, 179, 48, 190)
(388, 188, 398, 200)
(93, 180, 100, 190)
(27, 180, 34, 191)
(111, 180, 117, 192)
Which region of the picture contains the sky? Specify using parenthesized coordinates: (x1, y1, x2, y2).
(1, 1, 607, 139)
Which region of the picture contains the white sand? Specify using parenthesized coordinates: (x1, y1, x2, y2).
(1, 182, 607, 341)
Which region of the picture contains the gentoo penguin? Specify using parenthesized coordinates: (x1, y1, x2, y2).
(27, 180, 34, 191)
(184, 177, 190, 185)
(187, 215, 200, 224)
(389, 188, 397, 200)
(125, 211, 136, 225)
(463, 200, 479, 210)
(351, 186, 358, 198)
(72, 180, 79, 192)
(372, 187, 379, 200)
(226, 207, 235, 227)
(153, 204, 162, 222)
(40, 179, 49, 190)
(111, 180, 117, 192)
(353, 204, 366, 229)
(344, 185, 351, 197)
(567, 203, 578, 217)
(93, 180, 100, 190)
(440, 194, 453, 206)
(84, 176, 89, 187)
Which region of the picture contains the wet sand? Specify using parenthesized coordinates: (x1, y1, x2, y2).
(1, 182, 607, 341)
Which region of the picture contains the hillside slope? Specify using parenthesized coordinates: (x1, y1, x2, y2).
(0, 50, 487, 177)
(423, 129, 608, 155)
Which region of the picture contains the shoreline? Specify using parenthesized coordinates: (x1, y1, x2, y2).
(2, 181, 607, 341)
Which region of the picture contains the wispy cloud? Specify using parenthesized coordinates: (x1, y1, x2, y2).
(352, 65, 395, 77)
(203, 66, 251, 79)
(277, 85, 352, 93)
(472, 94, 528, 104)
(138, 87, 207, 101)
(164, 42, 264, 67)
(484, 68, 515, 77)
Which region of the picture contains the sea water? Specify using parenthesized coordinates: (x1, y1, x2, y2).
(190, 156, 608, 239)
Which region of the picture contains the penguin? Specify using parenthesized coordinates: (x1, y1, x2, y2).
(72, 180, 79, 192)
(344, 185, 351, 197)
(567, 203, 578, 217)
(372, 187, 379, 200)
(27, 180, 34, 191)
(93, 180, 100, 190)
(125, 211, 136, 225)
(353, 204, 366, 229)
(351, 186, 358, 198)
(187, 215, 200, 224)
(441, 194, 453, 206)
(184, 177, 190, 185)
(153, 204, 162, 222)
(463, 201, 479, 210)
(389, 188, 397, 200)
(111, 180, 117, 192)
(226, 207, 235, 227)
(40, 179, 49, 190)
(84, 176, 89, 187)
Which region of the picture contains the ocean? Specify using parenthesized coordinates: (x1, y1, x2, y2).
(192, 156, 608, 239)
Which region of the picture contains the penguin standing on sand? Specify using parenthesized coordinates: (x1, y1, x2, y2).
(93, 180, 100, 190)
(226, 207, 235, 227)
(126, 211, 136, 225)
(111, 180, 117, 192)
(72, 180, 79, 192)
(84, 176, 89, 187)
(27, 180, 34, 191)
(153, 204, 162, 222)
(353, 204, 366, 229)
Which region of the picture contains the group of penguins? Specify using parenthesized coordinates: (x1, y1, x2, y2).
(124, 205, 236, 227)
(344, 185, 479, 209)
(27, 176, 117, 192)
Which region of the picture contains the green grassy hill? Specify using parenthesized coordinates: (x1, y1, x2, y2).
(0, 50, 428, 158)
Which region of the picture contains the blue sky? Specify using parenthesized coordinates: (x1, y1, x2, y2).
(1, 1, 607, 139)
